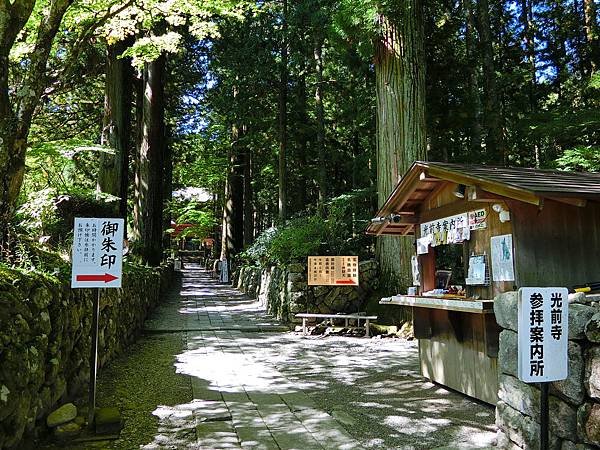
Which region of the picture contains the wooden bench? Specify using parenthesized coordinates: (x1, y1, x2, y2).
(295, 313, 378, 337)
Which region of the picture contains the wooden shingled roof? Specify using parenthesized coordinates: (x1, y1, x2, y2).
(366, 161, 600, 236)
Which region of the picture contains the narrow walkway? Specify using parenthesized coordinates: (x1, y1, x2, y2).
(137, 263, 497, 450)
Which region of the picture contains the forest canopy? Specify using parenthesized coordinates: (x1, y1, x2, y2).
(0, 0, 598, 293)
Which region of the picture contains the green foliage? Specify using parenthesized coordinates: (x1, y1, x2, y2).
(555, 147, 600, 172)
(15, 137, 118, 250)
(15, 189, 117, 246)
(168, 201, 217, 241)
(238, 227, 279, 264)
(240, 217, 324, 265)
(22, 139, 111, 198)
(241, 188, 375, 266)
(0, 233, 69, 277)
(266, 216, 327, 264)
(172, 134, 228, 190)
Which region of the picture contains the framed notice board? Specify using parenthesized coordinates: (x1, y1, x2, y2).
(307, 256, 359, 286)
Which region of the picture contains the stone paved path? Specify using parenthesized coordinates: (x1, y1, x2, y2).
(138, 263, 497, 450)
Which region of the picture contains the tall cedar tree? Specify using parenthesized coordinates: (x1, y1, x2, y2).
(375, 1, 427, 300)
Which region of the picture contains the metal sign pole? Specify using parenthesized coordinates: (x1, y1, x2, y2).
(88, 288, 100, 428)
(540, 382, 549, 450)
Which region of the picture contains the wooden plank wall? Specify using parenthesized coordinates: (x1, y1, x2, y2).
(417, 183, 513, 299)
(510, 199, 600, 287)
(418, 309, 499, 405)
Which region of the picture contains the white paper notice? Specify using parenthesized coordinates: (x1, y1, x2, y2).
(491, 234, 515, 282)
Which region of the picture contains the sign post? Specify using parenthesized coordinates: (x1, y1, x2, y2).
(518, 287, 569, 450)
(71, 218, 124, 428)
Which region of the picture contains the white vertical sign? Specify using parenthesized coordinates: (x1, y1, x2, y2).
(518, 287, 569, 382)
(71, 218, 124, 288)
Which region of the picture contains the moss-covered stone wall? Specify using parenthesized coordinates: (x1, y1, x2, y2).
(0, 264, 173, 449)
(234, 260, 379, 322)
(494, 291, 600, 448)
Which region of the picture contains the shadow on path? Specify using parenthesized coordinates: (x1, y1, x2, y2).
(38, 263, 497, 450)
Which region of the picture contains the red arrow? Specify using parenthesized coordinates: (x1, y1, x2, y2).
(76, 273, 119, 283)
(335, 279, 357, 285)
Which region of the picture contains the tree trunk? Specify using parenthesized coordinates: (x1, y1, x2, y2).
(243, 147, 254, 247)
(573, 0, 589, 78)
(583, 0, 599, 72)
(220, 122, 245, 260)
(466, 0, 483, 156)
(0, 0, 69, 232)
(132, 75, 144, 242)
(550, 4, 568, 100)
(278, 0, 288, 223)
(297, 71, 309, 210)
(375, 4, 426, 301)
(163, 124, 173, 251)
(476, 0, 504, 164)
(98, 40, 133, 219)
(134, 56, 166, 266)
(520, 0, 536, 107)
(220, 173, 233, 260)
(314, 35, 327, 206)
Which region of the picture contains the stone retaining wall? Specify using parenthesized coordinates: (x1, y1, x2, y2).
(235, 260, 379, 322)
(0, 264, 173, 449)
(494, 291, 600, 449)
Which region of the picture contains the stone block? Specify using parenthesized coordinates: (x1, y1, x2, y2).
(46, 403, 77, 428)
(561, 440, 597, 450)
(550, 395, 578, 440)
(496, 400, 561, 450)
(585, 346, 600, 400)
(578, 402, 600, 445)
(53, 421, 81, 442)
(499, 330, 518, 377)
(585, 313, 600, 343)
(287, 272, 305, 283)
(498, 374, 539, 418)
(287, 281, 306, 292)
(569, 292, 589, 305)
(287, 263, 304, 274)
(95, 406, 122, 434)
(552, 341, 585, 406)
(569, 304, 596, 340)
(496, 400, 540, 449)
(497, 375, 576, 441)
(561, 440, 576, 449)
(496, 430, 521, 450)
(494, 291, 518, 332)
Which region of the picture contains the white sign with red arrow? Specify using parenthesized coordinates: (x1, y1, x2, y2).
(71, 218, 124, 288)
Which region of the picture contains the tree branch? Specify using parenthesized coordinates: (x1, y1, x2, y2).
(15, 0, 74, 135)
(0, 0, 34, 50)
(58, 0, 136, 83)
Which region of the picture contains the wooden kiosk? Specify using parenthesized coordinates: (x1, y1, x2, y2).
(368, 162, 600, 404)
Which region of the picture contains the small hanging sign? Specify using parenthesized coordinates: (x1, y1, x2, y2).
(468, 208, 487, 230)
(420, 213, 470, 246)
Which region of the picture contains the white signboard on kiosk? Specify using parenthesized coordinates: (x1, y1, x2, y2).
(71, 218, 124, 288)
(518, 287, 569, 382)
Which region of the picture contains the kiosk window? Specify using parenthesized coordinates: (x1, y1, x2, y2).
(434, 244, 466, 287)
